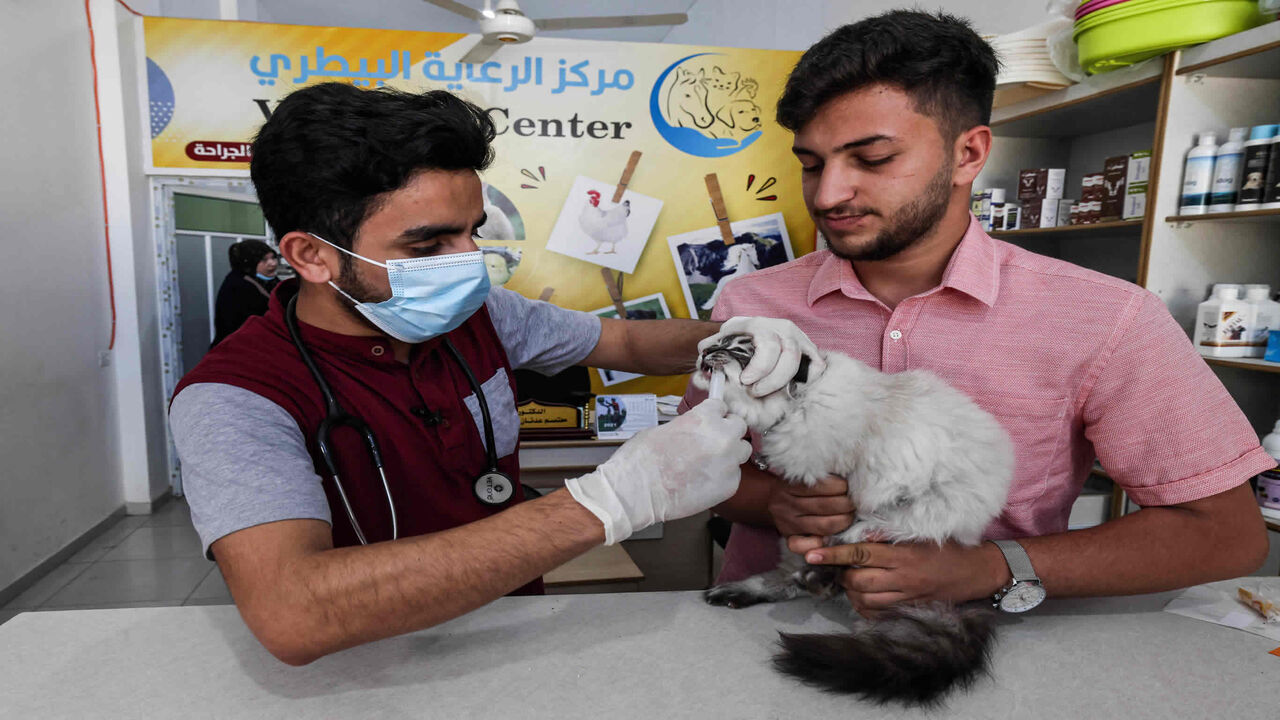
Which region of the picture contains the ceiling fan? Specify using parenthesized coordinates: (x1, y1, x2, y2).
(424, 0, 689, 63)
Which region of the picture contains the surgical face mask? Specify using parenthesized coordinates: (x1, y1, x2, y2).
(255, 273, 274, 282)
(312, 234, 491, 344)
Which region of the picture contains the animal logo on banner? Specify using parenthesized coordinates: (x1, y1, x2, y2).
(650, 53, 763, 158)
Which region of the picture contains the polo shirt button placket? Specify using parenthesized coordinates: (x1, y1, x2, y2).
(883, 314, 908, 373)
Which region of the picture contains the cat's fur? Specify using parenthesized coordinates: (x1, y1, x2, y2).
(693, 333, 1015, 706)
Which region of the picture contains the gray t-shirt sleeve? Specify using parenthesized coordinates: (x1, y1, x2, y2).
(485, 286, 602, 375)
(169, 383, 331, 559)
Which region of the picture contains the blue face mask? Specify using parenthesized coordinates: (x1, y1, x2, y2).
(255, 273, 274, 282)
(312, 234, 491, 344)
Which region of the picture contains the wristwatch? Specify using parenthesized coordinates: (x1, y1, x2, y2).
(989, 539, 1046, 613)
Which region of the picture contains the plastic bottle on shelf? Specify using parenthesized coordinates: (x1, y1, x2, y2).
(1208, 127, 1248, 213)
(1195, 285, 1251, 358)
(1179, 132, 1218, 215)
(989, 188, 1006, 233)
(1236, 124, 1278, 212)
(1256, 421, 1280, 511)
(1245, 285, 1280, 358)
(1263, 128, 1280, 210)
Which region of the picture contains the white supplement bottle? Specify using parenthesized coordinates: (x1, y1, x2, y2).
(1208, 127, 1248, 213)
(1179, 132, 1217, 215)
(1245, 285, 1280, 358)
(1195, 285, 1251, 358)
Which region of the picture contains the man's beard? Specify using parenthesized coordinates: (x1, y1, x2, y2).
(824, 160, 954, 263)
(332, 254, 387, 327)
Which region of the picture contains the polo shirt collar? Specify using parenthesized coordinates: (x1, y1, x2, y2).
(806, 214, 1000, 308)
(938, 215, 1000, 307)
(266, 278, 409, 366)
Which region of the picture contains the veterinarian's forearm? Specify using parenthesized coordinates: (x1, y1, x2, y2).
(580, 318, 718, 375)
(711, 464, 775, 526)
(1014, 482, 1267, 597)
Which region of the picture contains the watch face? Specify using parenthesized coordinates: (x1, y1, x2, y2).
(999, 582, 1046, 613)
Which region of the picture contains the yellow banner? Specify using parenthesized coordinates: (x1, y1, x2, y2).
(144, 18, 814, 396)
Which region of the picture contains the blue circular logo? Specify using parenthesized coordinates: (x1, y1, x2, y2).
(147, 58, 175, 139)
(650, 53, 763, 158)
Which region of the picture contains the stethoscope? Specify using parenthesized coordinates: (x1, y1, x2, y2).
(285, 295, 515, 546)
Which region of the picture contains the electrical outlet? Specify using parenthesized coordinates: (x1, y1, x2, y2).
(98, 351, 111, 368)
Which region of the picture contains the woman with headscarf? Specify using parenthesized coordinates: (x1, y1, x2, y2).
(212, 240, 280, 346)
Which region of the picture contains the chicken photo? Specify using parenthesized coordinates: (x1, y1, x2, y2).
(579, 189, 631, 255)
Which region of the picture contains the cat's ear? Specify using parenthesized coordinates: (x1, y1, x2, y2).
(793, 355, 812, 383)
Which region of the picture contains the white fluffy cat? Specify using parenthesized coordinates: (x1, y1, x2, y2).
(692, 332, 1015, 706)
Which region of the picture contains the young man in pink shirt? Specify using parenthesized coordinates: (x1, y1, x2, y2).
(690, 10, 1273, 616)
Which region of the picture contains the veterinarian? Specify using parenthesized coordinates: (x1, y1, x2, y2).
(691, 10, 1273, 617)
(168, 82, 817, 665)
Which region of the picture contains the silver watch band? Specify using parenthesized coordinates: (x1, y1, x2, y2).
(991, 539, 1038, 582)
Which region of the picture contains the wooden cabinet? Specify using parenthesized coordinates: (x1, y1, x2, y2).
(978, 23, 1280, 514)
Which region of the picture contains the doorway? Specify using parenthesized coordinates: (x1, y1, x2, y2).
(151, 178, 278, 494)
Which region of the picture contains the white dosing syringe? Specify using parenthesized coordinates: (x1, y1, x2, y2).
(708, 370, 726, 400)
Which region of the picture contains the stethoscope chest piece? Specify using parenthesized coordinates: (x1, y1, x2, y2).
(474, 471, 514, 505)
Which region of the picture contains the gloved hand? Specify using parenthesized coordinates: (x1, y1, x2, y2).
(699, 317, 826, 397)
(566, 399, 751, 545)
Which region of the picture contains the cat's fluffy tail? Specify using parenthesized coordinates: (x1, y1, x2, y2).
(774, 603, 997, 706)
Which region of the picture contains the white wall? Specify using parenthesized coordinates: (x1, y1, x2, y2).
(114, 4, 175, 508)
(666, 0, 1054, 50)
(150, 0, 1056, 48)
(0, 2, 125, 590)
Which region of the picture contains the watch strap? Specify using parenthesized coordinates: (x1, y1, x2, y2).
(991, 539, 1038, 582)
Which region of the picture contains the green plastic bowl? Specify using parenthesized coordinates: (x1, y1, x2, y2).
(1076, 0, 1240, 31)
(1075, 0, 1268, 73)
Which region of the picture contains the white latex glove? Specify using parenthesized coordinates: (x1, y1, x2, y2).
(698, 316, 826, 397)
(566, 399, 751, 545)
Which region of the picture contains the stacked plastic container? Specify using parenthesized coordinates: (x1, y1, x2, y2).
(1073, 0, 1273, 74)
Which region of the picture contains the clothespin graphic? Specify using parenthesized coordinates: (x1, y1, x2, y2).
(704, 173, 735, 245)
(613, 151, 642, 204)
(601, 267, 627, 319)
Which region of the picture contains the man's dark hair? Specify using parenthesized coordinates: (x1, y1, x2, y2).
(227, 239, 275, 275)
(776, 10, 1000, 139)
(250, 83, 496, 249)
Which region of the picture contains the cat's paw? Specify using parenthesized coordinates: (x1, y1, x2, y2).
(704, 584, 769, 609)
(797, 564, 842, 597)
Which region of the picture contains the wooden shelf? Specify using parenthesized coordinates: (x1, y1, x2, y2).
(1165, 208, 1280, 226)
(1204, 357, 1280, 374)
(544, 544, 643, 587)
(991, 62, 1163, 138)
(519, 438, 624, 449)
(1176, 21, 1280, 79)
(991, 220, 1143, 239)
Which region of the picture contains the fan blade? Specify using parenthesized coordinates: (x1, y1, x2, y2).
(423, 0, 485, 21)
(459, 39, 502, 65)
(534, 13, 688, 31)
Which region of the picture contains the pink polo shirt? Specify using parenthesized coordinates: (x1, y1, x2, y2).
(685, 216, 1274, 583)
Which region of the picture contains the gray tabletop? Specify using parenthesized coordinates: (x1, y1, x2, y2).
(0, 588, 1275, 719)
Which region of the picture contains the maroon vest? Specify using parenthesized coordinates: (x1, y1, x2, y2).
(175, 279, 542, 594)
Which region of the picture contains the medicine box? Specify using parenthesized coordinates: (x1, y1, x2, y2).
(1123, 150, 1152, 220)
(1266, 330, 1280, 363)
(1022, 198, 1060, 228)
(1018, 168, 1066, 201)
(1102, 155, 1128, 221)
